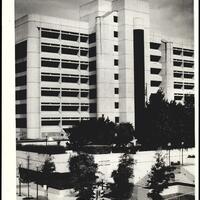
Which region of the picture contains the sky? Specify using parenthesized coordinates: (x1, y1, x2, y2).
(15, 0, 194, 40)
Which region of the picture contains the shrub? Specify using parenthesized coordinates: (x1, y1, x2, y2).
(16, 145, 66, 154)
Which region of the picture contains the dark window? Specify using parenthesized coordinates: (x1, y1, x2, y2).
(61, 91, 79, 97)
(80, 34, 88, 43)
(113, 16, 118, 23)
(90, 103, 97, 113)
(62, 105, 79, 111)
(16, 104, 27, 114)
(42, 120, 60, 126)
(16, 90, 26, 100)
(150, 42, 160, 49)
(114, 74, 119, 80)
(89, 89, 97, 99)
(41, 90, 60, 96)
(61, 47, 79, 55)
(41, 105, 60, 111)
(41, 59, 60, 68)
(114, 59, 118, 66)
(150, 68, 160, 74)
(89, 74, 96, 85)
(115, 117, 119, 123)
(41, 44, 60, 53)
(89, 33, 96, 44)
(41, 30, 60, 39)
(15, 41, 27, 60)
(150, 55, 160, 62)
(89, 61, 96, 71)
(114, 88, 119, 94)
(89, 46, 96, 57)
(16, 61, 27, 73)
(114, 31, 118, 38)
(151, 81, 160, 87)
(174, 95, 183, 100)
(115, 102, 119, 109)
(114, 45, 118, 52)
(16, 118, 27, 128)
(16, 75, 26, 86)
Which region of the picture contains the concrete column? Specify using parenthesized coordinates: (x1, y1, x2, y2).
(26, 21, 41, 138)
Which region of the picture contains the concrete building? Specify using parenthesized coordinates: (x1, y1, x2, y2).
(15, 0, 194, 139)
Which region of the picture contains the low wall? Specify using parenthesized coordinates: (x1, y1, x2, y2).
(16, 148, 195, 184)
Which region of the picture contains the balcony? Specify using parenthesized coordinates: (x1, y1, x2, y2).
(150, 62, 162, 69)
(150, 49, 162, 57)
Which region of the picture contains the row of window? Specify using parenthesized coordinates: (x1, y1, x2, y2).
(173, 47, 194, 57)
(41, 29, 96, 44)
(173, 59, 194, 68)
(173, 71, 194, 79)
(174, 82, 194, 90)
(16, 115, 120, 128)
(41, 43, 96, 57)
(174, 94, 194, 101)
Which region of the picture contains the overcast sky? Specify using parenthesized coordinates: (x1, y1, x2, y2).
(15, 0, 194, 40)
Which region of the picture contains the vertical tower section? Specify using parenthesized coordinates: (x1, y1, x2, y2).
(113, 0, 150, 127)
(26, 16, 41, 138)
(160, 40, 174, 101)
(15, 16, 41, 139)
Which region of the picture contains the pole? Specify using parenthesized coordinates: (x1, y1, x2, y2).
(182, 147, 183, 166)
(169, 149, 170, 166)
(27, 155, 30, 198)
(19, 164, 21, 196)
(36, 166, 39, 200)
(46, 135, 48, 147)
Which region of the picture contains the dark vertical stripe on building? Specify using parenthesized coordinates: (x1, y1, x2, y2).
(133, 29, 145, 133)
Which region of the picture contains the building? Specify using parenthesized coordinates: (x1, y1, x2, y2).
(15, 0, 194, 139)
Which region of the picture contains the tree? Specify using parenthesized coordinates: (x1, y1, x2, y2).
(69, 153, 98, 200)
(110, 154, 135, 199)
(41, 156, 56, 193)
(68, 117, 116, 146)
(147, 152, 174, 200)
(115, 123, 135, 147)
(41, 156, 56, 174)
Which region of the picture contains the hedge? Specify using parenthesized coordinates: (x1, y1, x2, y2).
(16, 145, 66, 154)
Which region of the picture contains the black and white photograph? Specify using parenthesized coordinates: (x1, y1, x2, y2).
(2, 0, 199, 199)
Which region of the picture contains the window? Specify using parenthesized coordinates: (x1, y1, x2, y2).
(16, 118, 27, 128)
(113, 16, 118, 23)
(89, 46, 96, 57)
(115, 117, 119, 123)
(115, 102, 119, 109)
(114, 45, 118, 52)
(114, 88, 119, 94)
(114, 59, 118, 66)
(89, 33, 96, 44)
(114, 31, 118, 38)
(114, 74, 119, 80)
(15, 41, 27, 60)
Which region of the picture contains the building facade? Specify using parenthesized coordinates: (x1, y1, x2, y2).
(15, 0, 194, 139)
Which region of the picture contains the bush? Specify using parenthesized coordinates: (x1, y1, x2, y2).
(77, 145, 112, 154)
(16, 145, 66, 154)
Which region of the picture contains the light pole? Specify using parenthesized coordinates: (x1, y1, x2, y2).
(19, 163, 22, 196)
(167, 142, 171, 166)
(45, 133, 48, 147)
(27, 155, 30, 198)
(181, 142, 184, 166)
(36, 166, 39, 200)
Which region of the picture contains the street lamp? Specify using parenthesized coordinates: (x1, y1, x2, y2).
(18, 163, 22, 196)
(27, 155, 30, 198)
(36, 165, 39, 200)
(167, 142, 171, 166)
(181, 142, 184, 166)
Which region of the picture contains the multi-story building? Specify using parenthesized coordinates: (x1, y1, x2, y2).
(15, 0, 194, 139)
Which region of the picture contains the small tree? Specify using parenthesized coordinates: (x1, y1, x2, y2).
(111, 154, 135, 199)
(147, 152, 174, 200)
(41, 156, 56, 193)
(69, 153, 98, 200)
